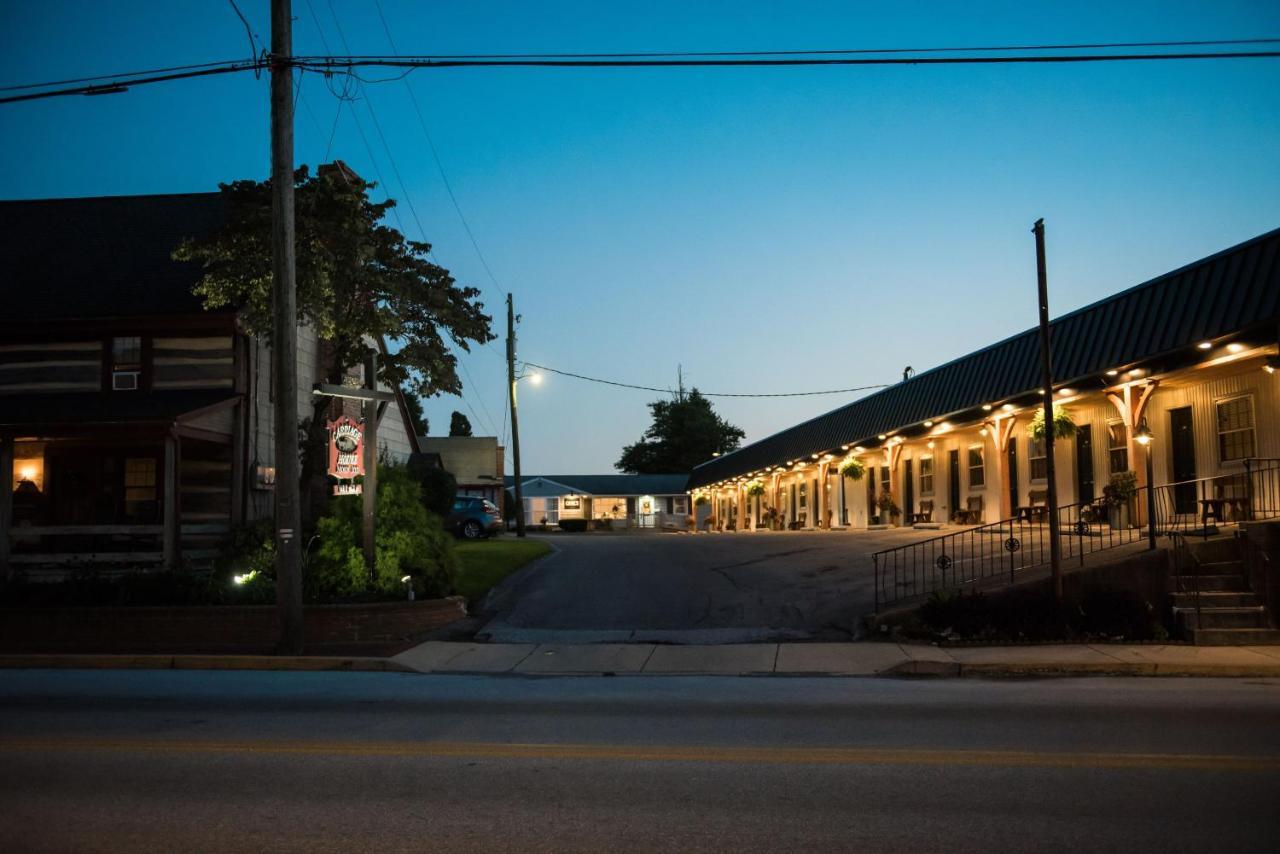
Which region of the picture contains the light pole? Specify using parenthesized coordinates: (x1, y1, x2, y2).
(1134, 419, 1157, 550)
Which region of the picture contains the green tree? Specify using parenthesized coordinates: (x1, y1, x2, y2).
(616, 389, 745, 474)
(449, 410, 473, 437)
(404, 394, 429, 436)
(175, 163, 493, 520)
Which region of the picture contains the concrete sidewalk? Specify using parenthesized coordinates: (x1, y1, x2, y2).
(392, 641, 1280, 678)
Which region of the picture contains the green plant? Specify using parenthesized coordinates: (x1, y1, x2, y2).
(1103, 470, 1138, 506)
(1027, 406, 1077, 441)
(876, 490, 901, 517)
(839, 457, 867, 481)
(311, 462, 458, 599)
(694, 495, 709, 507)
(558, 518, 589, 532)
(406, 456, 458, 517)
(746, 482, 766, 497)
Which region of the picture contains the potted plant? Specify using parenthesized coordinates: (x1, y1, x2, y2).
(839, 457, 867, 481)
(876, 490, 901, 525)
(1103, 471, 1138, 528)
(1027, 406, 1077, 441)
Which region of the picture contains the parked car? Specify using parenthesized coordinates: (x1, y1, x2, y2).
(445, 496, 504, 539)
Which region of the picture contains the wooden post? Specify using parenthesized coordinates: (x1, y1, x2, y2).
(0, 433, 12, 579)
(163, 434, 178, 572)
(270, 0, 304, 654)
(362, 351, 378, 582)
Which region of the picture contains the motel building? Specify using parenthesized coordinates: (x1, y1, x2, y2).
(688, 228, 1280, 538)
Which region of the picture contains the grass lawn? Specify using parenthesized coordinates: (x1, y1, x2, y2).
(453, 537, 552, 604)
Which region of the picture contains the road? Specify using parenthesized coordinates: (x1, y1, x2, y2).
(2, 669, 1278, 853)
(480, 530, 937, 643)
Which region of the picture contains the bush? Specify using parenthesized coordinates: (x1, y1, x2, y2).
(311, 462, 458, 600)
(558, 518, 589, 532)
(406, 456, 457, 517)
(918, 585, 1164, 642)
(213, 519, 278, 604)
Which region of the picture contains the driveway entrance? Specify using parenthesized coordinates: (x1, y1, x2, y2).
(478, 529, 942, 644)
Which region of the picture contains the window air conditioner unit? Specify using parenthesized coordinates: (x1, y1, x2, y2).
(112, 370, 140, 390)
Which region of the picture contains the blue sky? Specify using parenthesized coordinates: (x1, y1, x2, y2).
(2, 2, 1278, 473)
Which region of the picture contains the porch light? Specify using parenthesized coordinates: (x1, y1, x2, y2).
(1058, 388, 1074, 396)
(877, 434, 887, 440)
(1265, 356, 1279, 374)
(811, 453, 819, 459)
(841, 444, 850, 450)
(1227, 342, 1245, 353)
(1127, 369, 1143, 378)
(1001, 403, 1014, 412)
(1106, 369, 1119, 377)
(1134, 422, 1154, 446)
(1197, 341, 1212, 350)
(982, 404, 992, 411)
(853, 446, 865, 453)
(923, 420, 933, 428)
(979, 427, 988, 437)
(927, 440, 935, 449)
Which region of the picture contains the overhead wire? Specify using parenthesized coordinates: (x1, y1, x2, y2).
(522, 362, 890, 398)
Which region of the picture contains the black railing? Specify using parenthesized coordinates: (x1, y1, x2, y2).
(1168, 531, 1203, 632)
(1238, 529, 1278, 630)
(871, 458, 1280, 612)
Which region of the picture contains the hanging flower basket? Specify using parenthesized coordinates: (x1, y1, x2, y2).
(746, 482, 766, 497)
(1027, 406, 1077, 441)
(694, 495, 709, 507)
(839, 458, 867, 481)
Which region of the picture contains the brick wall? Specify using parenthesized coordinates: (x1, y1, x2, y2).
(0, 597, 467, 655)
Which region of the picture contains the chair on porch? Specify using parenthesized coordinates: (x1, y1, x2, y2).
(1216, 474, 1252, 523)
(909, 500, 934, 525)
(955, 495, 983, 525)
(1016, 490, 1049, 522)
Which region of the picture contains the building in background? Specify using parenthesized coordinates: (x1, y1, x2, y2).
(0, 193, 420, 576)
(506, 474, 690, 528)
(418, 436, 505, 513)
(689, 228, 1280, 533)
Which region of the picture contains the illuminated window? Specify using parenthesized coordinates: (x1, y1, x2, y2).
(968, 446, 985, 487)
(123, 457, 157, 518)
(1107, 422, 1128, 474)
(1216, 396, 1256, 463)
(111, 336, 142, 391)
(919, 456, 934, 495)
(798, 482, 807, 508)
(1029, 436, 1047, 481)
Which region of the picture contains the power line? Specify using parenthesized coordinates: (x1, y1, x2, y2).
(522, 362, 890, 398)
(7, 40, 1280, 105)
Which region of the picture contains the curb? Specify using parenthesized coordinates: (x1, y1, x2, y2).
(0, 654, 414, 673)
(881, 660, 1280, 679)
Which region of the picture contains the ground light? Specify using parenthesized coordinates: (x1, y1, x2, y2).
(1134, 420, 1157, 550)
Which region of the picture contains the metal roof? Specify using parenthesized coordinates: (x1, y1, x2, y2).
(689, 227, 1280, 489)
(506, 474, 690, 496)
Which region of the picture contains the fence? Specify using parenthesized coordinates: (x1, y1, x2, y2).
(872, 457, 1280, 611)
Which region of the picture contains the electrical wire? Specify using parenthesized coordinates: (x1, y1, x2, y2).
(522, 362, 890, 398)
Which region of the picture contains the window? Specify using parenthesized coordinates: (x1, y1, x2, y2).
(879, 465, 890, 495)
(1107, 422, 1128, 474)
(123, 457, 157, 519)
(919, 456, 934, 495)
(967, 446, 985, 487)
(798, 482, 807, 508)
(111, 336, 142, 390)
(1217, 396, 1256, 463)
(1029, 436, 1047, 481)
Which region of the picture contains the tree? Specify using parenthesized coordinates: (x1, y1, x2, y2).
(403, 394, 429, 437)
(176, 163, 493, 520)
(449, 410, 473, 437)
(616, 389, 745, 474)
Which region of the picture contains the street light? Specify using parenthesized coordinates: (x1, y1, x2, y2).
(1134, 419, 1157, 550)
(509, 363, 543, 538)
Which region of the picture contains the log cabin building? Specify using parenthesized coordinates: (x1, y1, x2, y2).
(0, 192, 420, 576)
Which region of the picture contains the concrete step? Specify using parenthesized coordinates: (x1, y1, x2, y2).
(1197, 560, 1245, 576)
(1186, 537, 1241, 564)
(1169, 574, 1246, 591)
(1169, 591, 1260, 608)
(1175, 606, 1271, 630)
(1189, 627, 1280, 645)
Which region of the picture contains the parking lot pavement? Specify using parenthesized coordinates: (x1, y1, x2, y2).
(478, 528, 944, 643)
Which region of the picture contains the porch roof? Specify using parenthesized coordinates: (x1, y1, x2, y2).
(688, 226, 1280, 489)
(0, 391, 238, 431)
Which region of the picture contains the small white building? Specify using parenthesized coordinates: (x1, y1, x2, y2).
(506, 474, 689, 528)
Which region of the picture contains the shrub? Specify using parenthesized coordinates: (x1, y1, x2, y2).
(311, 462, 458, 600)
(1104, 471, 1138, 506)
(406, 456, 458, 517)
(214, 519, 278, 604)
(558, 518, 589, 532)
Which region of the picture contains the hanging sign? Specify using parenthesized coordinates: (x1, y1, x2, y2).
(328, 415, 365, 493)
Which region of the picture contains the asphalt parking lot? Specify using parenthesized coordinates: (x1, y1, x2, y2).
(478, 528, 943, 643)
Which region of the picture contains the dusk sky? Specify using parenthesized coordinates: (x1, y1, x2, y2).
(2, 1, 1278, 474)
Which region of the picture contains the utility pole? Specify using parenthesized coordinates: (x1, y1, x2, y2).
(270, 0, 304, 653)
(362, 350, 379, 581)
(507, 294, 526, 537)
(1033, 219, 1064, 604)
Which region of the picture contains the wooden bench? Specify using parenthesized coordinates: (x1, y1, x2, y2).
(954, 496, 984, 525)
(909, 500, 934, 525)
(1016, 490, 1049, 522)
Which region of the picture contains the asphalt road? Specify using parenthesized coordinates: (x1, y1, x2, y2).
(2, 669, 1278, 853)
(480, 530, 937, 643)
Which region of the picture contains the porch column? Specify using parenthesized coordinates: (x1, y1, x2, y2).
(817, 462, 830, 528)
(163, 434, 178, 572)
(0, 433, 12, 579)
(989, 416, 1017, 520)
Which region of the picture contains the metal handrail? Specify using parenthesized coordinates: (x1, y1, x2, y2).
(1167, 531, 1202, 631)
(1238, 529, 1278, 630)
